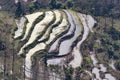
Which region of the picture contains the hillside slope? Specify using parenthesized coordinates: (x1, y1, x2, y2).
(0, 9, 120, 80)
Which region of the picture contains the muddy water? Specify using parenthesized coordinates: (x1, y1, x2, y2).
(58, 10, 82, 56)
(90, 54, 116, 80)
(47, 10, 82, 65)
(105, 74, 116, 80)
(49, 10, 75, 53)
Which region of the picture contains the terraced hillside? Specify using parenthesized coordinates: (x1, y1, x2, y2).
(13, 9, 92, 79)
(13, 10, 117, 80)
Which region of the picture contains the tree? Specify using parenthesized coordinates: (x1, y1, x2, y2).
(113, 52, 120, 60)
(28, 3, 35, 13)
(49, 0, 57, 9)
(49, 0, 64, 9)
(0, 40, 5, 51)
(64, 66, 74, 80)
(66, 0, 73, 9)
(28, 1, 41, 13)
(15, 1, 23, 18)
(34, 1, 40, 10)
(75, 67, 82, 80)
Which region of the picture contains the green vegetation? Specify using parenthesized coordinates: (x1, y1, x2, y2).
(15, 1, 23, 18)
(49, 0, 57, 9)
(0, 13, 4, 18)
(100, 26, 120, 60)
(0, 40, 5, 51)
(93, 43, 100, 49)
(0, 0, 120, 19)
(29, 0, 120, 19)
(28, 1, 41, 13)
(66, 0, 74, 9)
(81, 16, 120, 79)
(114, 60, 120, 71)
(49, 0, 63, 9)
(64, 66, 74, 80)
(81, 56, 93, 70)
